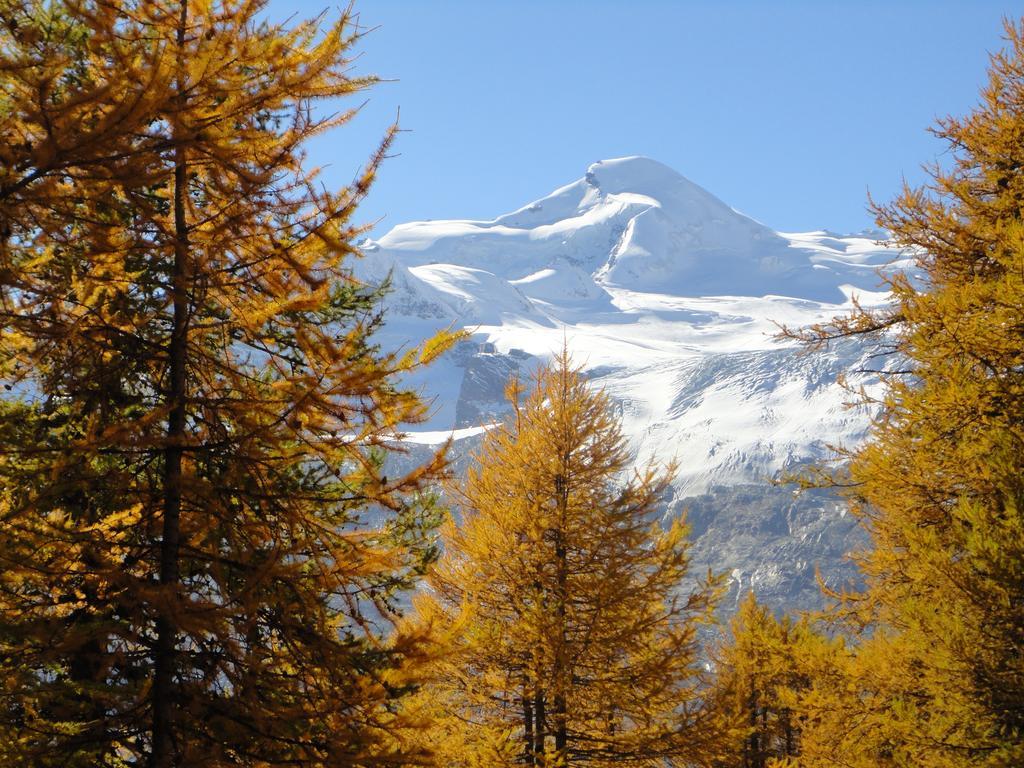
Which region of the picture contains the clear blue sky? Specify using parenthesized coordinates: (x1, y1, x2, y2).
(271, 1, 1015, 235)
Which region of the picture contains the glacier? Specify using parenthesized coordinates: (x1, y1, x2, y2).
(361, 156, 912, 613)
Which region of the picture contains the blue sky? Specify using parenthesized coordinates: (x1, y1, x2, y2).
(273, 1, 1015, 235)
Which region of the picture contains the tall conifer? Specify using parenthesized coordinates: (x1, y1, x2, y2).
(0, 2, 455, 765)
(783, 18, 1024, 767)
(413, 350, 727, 767)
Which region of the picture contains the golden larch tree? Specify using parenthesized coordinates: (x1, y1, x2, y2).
(782, 17, 1024, 768)
(710, 593, 846, 768)
(0, 1, 456, 766)
(412, 350, 728, 767)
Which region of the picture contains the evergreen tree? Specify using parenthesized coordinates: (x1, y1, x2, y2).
(0, 1, 455, 765)
(784, 18, 1024, 767)
(412, 350, 727, 767)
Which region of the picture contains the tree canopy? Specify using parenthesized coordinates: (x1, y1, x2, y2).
(0, 1, 456, 765)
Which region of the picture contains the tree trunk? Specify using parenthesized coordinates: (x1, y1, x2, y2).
(553, 473, 569, 762)
(151, 3, 189, 765)
(533, 689, 546, 762)
(523, 682, 535, 766)
(553, 691, 567, 762)
(783, 706, 794, 756)
(745, 684, 759, 768)
(553, 538, 568, 760)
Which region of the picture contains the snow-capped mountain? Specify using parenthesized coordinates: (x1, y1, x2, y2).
(362, 156, 911, 612)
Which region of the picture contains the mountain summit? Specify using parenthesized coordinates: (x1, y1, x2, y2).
(366, 156, 903, 307)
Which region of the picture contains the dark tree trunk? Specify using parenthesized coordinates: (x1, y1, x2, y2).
(745, 684, 760, 768)
(533, 689, 546, 761)
(151, 3, 189, 765)
(523, 684, 535, 766)
(553, 473, 569, 763)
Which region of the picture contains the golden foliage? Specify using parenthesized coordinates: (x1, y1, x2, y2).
(0, 1, 457, 766)
(783, 18, 1024, 768)
(710, 593, 839, 768)
(411, 350, 729, 767)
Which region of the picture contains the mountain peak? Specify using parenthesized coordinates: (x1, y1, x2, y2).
(584, 156, 689, 196)
(368, 157, 896, 303)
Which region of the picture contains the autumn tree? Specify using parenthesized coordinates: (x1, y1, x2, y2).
(712, 594, 806, 768)
(710, 592, 855, 768)
(782, 18, 1024, 767)
(0, 1, 455, 766)
(412, 350, 728, 767)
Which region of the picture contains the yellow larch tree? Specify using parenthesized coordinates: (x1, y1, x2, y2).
(781, 17, 1024, 768)
(0, 1, 456, 766)
(712, 594, 803, 768)
(709, 593, 847, 768)
(412, 350, 729, 767)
